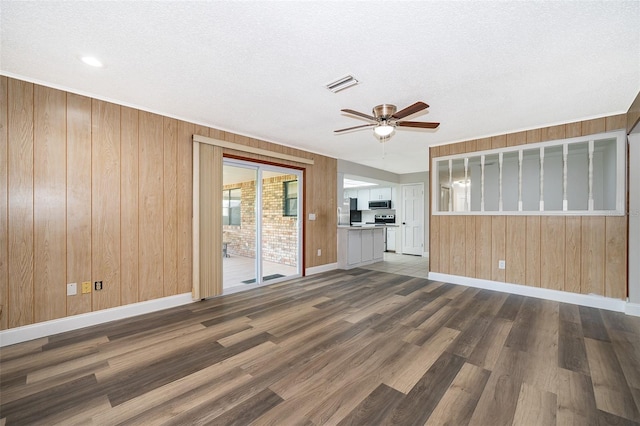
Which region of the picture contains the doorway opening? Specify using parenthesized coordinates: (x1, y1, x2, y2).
(222, 159, 302, 292)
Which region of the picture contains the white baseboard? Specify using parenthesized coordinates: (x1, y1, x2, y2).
(0, 293, 194, 348)
(428, 272, 628, 313)
(626, 302, 640, 317)
(305, 262, 338, 276)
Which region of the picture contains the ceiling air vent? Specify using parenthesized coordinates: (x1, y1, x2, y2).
(326, 75, 359, 93)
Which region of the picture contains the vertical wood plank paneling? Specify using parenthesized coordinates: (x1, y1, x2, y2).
(581, 118, 606, 136)
(209, 127, 226, 141)
(476, 138, 492, 151)
(605, 114, 626, 131)
(439, 216, 450, 274)
(540, 125, 565, 142)
(526, 129, 541, 144)
(581, 216, 605, 296)
(7, 79, 34, 327)
(138, 111, 164, 301)
(464, 216, 476, 278)
(491, 216, 506, 282)
(525, 216, 541, 287)
(506, 132, 526, 147)
(540, 216, 565, 291)
(450, 216, 465, 275)
(604, 216, 626, 299)
(0, 76, 8, 329)
(33, 85, 66, 322)
(91, 100, 121, 311)
(464, 140, 477, 154)
(628, 92, 640, 132)
(430, 215, 440, 273)
(449, 142, 466, 155)
(66, 93, 92, 316)
(475, 216, 492, 280)
(163, 117, 178, 296)
(120, 106, 139, 305)
(315, 156, 337, 265)
(491, 135, 506, 149)
(505, 216, 526, 285)
(198, 144, 223, 298)
(2, 76, 341, 330)
(564, 121, 582, 138)
(565, 217, 582, 294)
(194, 124, 209, 138)
(177, 120, 194, 294)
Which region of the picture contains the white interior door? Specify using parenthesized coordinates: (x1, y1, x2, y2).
(401, 183, 424, 256)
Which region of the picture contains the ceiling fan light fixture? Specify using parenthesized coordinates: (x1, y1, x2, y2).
(374, 123, 394, 137)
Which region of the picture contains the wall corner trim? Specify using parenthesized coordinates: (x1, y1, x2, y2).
(428, 272, 628, 313)
(305, 263, 338, 276)
(0, 294, 194, 348)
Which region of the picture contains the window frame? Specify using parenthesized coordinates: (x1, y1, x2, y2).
(283, 180, 298, 217)
(223, 187, 242, 226)
(431, 130, 626, 216)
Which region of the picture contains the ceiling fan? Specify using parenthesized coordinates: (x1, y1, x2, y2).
(334, 101, 440, 140)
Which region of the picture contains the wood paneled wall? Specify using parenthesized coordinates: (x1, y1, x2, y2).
(0, 76, 337, 330)
(430, 114, 628, 300)
(628, 91, 640, 133)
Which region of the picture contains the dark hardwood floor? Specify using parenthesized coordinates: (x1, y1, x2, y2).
(1, 268, 640, 425)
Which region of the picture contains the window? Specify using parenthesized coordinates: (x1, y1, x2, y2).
(223, 188, 241, 225)
(283, 180, 298, 217)
(432, 130, 626, 216)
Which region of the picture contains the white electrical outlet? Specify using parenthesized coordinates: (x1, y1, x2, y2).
(317, 249, 322, 256)
(67, 283, 77, 296)
(498, 260, 506, 270)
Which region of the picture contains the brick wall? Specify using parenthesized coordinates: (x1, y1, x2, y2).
(223, 174, 298, 267)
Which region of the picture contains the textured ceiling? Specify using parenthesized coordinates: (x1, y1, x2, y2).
(1, 1, 638, 174)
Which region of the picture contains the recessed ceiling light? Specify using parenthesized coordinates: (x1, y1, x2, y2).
(81, 56, 103, 67)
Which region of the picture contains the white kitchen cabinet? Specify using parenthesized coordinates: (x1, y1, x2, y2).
(338, 227, 385, 269)
(357, 189, 370, 210)
(361, 229, 374, 262)
(347, 230, 362, 265)
(344, 189, 358, 199)
(373, 229, 385, 259)
(386, 228, 396, 251)
(370, 187, 392, 200)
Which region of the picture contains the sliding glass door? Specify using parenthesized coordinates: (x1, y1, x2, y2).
(222, 159, 301, 291)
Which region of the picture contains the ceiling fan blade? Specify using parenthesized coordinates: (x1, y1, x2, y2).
(397, 121, 440, 129)
(341, 109, 376, 121)
(392, 101, 429, 119)
(334, 123, 376, 133)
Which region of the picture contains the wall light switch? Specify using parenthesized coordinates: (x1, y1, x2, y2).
(317, 249, 322, 256)
(498, 260, 506, 270)
(309, 213, 316, 221)
(67, 283, 77, 296)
